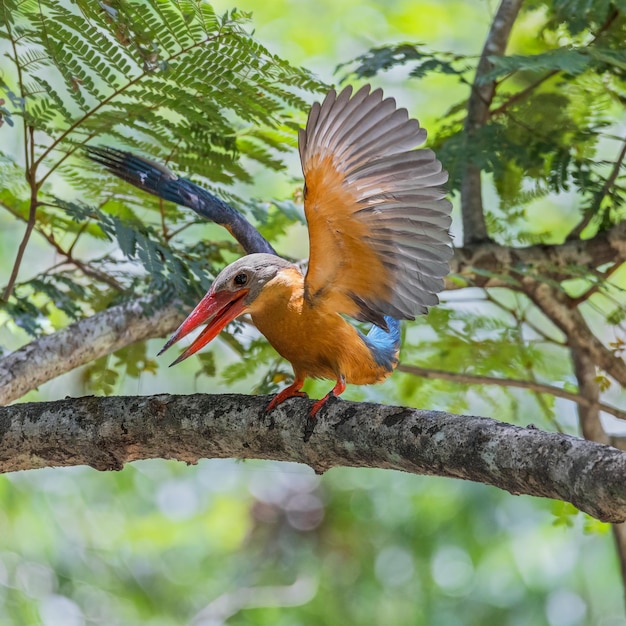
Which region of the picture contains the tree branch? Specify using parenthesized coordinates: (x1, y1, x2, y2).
(522, 279, 626, 387)
(1, 394, 626, 523)
(571, 344, 626, 597)
(461, 0, 523, 244)
(488, 9, 619, 121)
(490, 70, 559, 118)
(455, 220, 626, 288)
(0, 199, 125, 292)
(0, 297, 185, 405)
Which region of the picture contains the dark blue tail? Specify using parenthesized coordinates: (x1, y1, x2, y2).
(359, 316, 401, 372)
(86, 146, 275, 256)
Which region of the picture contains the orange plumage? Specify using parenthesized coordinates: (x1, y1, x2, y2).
(247, 265, 393, 386)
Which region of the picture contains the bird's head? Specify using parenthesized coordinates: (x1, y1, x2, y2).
(160, 253, 296, 365)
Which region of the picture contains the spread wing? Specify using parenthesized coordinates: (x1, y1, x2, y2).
(299, 85, 453, 328)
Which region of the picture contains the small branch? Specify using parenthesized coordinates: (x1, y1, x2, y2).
(2, 183, 38, 301)
(490, 70, 559, 117)
(397, 364, 626, 421)
(571, 263, 624, 306)
(490, 8, 618, 120)
(38, 230, 125, 292)
(1, 394, 626, 523)
(2, 21, 36, 301)
(4, 8, 29, 173)
(568, 135, 626, 240)
(484, 290, 566, 345)
(0, 199, 124, 292)
(461, 0, 523, 244)
(33, 31, 223, 175)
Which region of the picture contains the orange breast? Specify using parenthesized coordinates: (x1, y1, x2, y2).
(248, 267, 394, 385)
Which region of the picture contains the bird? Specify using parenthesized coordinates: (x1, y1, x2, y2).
(88, 84, 453, 417)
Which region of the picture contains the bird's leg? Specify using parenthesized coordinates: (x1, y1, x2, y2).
(309, 375, 346, 419)
(266, 376, 307, 412)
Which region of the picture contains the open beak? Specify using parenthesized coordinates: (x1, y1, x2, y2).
(159, 289, 248, 366)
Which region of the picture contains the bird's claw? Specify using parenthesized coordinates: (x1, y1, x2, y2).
(308, 393, 340, 419)
(266, 389, 308, 413)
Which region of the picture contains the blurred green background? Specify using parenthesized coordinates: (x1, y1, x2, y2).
(1, 0, 624, 624)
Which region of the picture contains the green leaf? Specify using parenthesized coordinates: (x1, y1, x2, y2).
(551, 501, 580, 528)
(479, 49, 591, 84)
(338, 43, 470, 81)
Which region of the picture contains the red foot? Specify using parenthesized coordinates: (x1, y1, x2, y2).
(309, 376, 346, 419)
(266, 378, 307, 412)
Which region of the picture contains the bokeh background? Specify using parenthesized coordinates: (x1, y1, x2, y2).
(1, 0, 624, 624)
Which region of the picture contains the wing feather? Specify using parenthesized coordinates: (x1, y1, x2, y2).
(300, 85, 453, 325)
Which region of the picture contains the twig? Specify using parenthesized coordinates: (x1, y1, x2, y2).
(571, 263, 625, 306)
(484, 290, 566, 345)
(568, 135, 626, 240)
(0, 200, 124, 292)
(490, 70, 559, 117)
(33, 32, 223, 177)
(490, 8, 619, 120)
(397, 363, 626, 421)
(3, 136, 38, 300)
(38, 229, 125, 292)
(2, 20, 35, 301)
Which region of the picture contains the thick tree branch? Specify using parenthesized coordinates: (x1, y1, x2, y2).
(461, 0, 523, 244)
(1, 394, 626, 523)
(455, 220, 626, 288)
(571, 346, 626, 596)
(0, 297, 185, 405)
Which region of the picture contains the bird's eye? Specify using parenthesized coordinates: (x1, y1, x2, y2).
(233, 273, 248, 286)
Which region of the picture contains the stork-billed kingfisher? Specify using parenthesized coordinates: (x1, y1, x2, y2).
(88, 85, 453, 417)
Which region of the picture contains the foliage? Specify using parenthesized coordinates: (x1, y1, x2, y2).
(0, 0, 322, 390)
(339, 10, 626, 244)
(335, 3, 626, 437)
(338, 44, 472, 82)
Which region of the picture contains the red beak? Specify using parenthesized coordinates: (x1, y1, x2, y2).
(159, 289, 249, 366)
